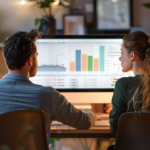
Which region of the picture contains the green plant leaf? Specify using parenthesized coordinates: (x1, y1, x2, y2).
(49, 138, 60, 144)
(143, 3, 150, 9)
(35, 18, 42, 26)
(40, 1, 50, 8)
(28, 0, 71, 12)
(58, 1, 71, 8)
(29, 0, 55, 8)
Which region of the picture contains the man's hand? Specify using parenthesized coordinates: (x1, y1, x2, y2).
(104, 104, 113, 113)
(96, 116, 101, 121)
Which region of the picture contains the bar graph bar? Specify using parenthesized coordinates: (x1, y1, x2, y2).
(88, 56, 93, 71)
(99, 46, 105, 71)
(94, 58, 99, 71)
(76, 50, 81, 71)
(82, 54, 87, 71)
(70, 62, 75, 71)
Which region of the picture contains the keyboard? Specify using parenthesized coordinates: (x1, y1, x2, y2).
(94, 120, 109, 126)
(94, 113, 109, 126)
(51, 113, 109, 126)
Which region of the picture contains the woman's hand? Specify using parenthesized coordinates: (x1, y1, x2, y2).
(104, 104, 113, 113)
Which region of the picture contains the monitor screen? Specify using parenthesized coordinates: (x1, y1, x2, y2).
(30, 35, 133, 92)
(96, 0, 131, 30)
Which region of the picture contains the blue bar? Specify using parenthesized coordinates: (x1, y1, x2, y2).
(76, 50, 81, 71)
(99, 46, 105, 71)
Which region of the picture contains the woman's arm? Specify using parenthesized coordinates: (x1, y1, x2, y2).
(109, 79, 127, 134)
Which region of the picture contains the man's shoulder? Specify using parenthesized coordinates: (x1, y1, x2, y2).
(29, 82, 56, 94)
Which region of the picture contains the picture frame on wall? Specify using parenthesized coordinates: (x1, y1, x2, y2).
(93, 0, 133, 34)
(63, 15, 86, 35)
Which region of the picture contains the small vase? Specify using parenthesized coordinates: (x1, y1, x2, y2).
(39, 16, 56, 35)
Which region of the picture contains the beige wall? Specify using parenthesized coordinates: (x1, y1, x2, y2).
(0, 49, 8, 79)
(0, 0, 150, 40)
(133, 0, 140, 26)
(133, 0, 150, 33)
(139, 0, 150, 33)
(0, 0, 69, 42)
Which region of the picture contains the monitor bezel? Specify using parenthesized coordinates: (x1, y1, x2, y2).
(41, 35, 124, 39)
(37, 35, 124, 92)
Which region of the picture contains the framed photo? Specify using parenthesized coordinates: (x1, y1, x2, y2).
(63, 15, 86, 35)
(93, 0, 133, 34)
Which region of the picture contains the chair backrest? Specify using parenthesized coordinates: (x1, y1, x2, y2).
(0, 110, 49, 150)
(114, 112, 150, 150)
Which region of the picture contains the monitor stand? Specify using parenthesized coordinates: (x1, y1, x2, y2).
(73, 104, 92, 110)
(61, 92, 113, 111)
(61, 92, 113, 104)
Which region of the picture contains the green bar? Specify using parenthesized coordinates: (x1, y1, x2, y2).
(88, 56, 93, 71)
(111, 84, 115, 86)
(99, 46, 105, 71)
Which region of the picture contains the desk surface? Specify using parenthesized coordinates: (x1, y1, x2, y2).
(51, 125, 115, 138)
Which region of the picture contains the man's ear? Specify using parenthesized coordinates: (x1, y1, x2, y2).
(27, 55, 33, 66)
(130, 51, 135, 61)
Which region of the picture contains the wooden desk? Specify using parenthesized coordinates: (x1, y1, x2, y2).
(51, 125, 115, 138)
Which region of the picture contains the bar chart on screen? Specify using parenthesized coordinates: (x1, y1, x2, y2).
(69, 45, 105, 72)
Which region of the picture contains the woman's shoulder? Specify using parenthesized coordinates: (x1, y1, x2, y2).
(116, 75, 140, 86)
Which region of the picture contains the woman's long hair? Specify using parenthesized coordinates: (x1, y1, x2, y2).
(123, 31, 150, 111)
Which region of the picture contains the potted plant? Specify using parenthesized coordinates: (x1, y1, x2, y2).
(29, 0, 70, 35)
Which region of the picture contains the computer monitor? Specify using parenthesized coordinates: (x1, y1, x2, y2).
(30, 35, 134, 104)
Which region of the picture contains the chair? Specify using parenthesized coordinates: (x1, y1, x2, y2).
(0, 110, 49, 150)
(114, 112, 150, 150)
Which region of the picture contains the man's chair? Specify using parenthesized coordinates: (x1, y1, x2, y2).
(114, 112, 150, 150)
(0, 110, 49, 150)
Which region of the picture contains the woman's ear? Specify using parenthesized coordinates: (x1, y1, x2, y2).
(130, 51, 135, 61)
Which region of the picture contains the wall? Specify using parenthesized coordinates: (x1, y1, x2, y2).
(138, 0, 150, 33)
(0, 49, 8, 79)
(0, 0, 150, 41)
(0, 0, 69, 42)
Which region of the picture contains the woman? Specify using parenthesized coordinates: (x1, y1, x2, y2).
(107, 31, 150, 149)
(110, 31, 150, 133)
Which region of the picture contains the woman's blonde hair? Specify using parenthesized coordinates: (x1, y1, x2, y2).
(123, 31, 150, 111)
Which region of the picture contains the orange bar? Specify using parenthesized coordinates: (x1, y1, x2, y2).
(70, 62, 75, 71)
(94, 58, 99, 71)
(82, 54, 87, 71)
(114, 78, 119, 81)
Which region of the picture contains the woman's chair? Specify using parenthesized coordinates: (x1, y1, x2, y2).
(0, 110, 49, 150)
(114, 112, 150, 150)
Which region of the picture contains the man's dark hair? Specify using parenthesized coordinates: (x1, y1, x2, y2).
(3, 30, 41, 70)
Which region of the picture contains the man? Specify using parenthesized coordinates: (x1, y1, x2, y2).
(0, 30, 96, 134)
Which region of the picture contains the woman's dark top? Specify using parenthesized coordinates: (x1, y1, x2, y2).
(109, 75, 142, 135)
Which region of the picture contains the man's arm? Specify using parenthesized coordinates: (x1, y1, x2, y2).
(51, 89, 96, 129)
